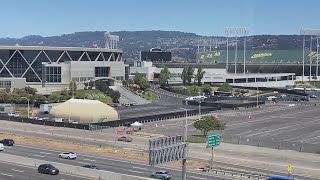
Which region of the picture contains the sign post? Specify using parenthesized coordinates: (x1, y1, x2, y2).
(207, 134, 221, 169)
(287, 164, 293, 177)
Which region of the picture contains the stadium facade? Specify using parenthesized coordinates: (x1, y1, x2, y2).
(130, 61, 296, 88)
(0, 46, 128, 92)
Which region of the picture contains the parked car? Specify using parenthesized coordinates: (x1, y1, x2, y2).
(0, 143, 4, 151)
(151, 171, 172, 180)
(8, 113, 19, 117)
(117, 136, 132, 142)
(58, 152, 77, 159)
(0, 139, 14, 146)
(82, 164, 98, 169)
(310, 95, 318, 98)
(38, 164, 59, 175)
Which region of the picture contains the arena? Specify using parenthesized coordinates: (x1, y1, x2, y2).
(0, 46, 129, 93)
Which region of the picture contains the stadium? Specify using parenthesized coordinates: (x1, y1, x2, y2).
(0, 46, 129, 93)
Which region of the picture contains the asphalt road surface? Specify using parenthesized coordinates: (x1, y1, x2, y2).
(0, 144, 245, 180)
(0, 160, 92, 180)
(142, 104, 320, 150)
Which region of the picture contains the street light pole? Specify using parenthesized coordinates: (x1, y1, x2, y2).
(27, 98, 30, 119)
(256, 86, 259, 108)
(180, 108, 188, 180)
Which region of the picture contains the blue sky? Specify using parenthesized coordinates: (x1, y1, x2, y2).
(1, 0, 320, 38)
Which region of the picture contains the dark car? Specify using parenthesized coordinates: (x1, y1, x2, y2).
(267, 175, 294, 180)
(117, 136, 133, 142)
(82, 164, 98, 169)
(0, 139, 14, 146)
(38, 164, 59, 175)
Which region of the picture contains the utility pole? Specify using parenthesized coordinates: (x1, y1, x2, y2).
(27, 98, 30, 119)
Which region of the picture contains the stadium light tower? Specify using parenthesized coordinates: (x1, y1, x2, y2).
(225, 27, 249, 74)
(300, 29, 320, 81)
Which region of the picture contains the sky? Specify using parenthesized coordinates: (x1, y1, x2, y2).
(1, 0, 320, 38)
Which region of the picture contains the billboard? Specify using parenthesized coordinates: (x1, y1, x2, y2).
(196, 50, 319, 64)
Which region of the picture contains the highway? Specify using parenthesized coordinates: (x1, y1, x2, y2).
(0, 160, 92, 180)
(0, 144, 241, 180)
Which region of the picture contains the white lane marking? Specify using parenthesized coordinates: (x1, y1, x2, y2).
(33, 154, 45, 158)
(132, 166, 147, 170)
(0, 173, 13, 177)
(122, 148, 144, 152)
(300, 135, 320, 143)
(11, 169, 24, 173)
(128, 170, 144, 174)
(77, 161, 88, 164)
(83, 159, 96, 162)
(39, 152, 51, 155)
(190, 176, 207, 180)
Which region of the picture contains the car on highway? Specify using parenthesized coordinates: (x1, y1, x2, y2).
(0, 139, 14, 146)
(151, 170, 172, 179)
(0, 143, 4, 151)
(38, 164, 59, 175)
(82, 164, 99, 169)
(58, 152, 77, 159)
(310, 94, 317, 98)
(117, 136, 133, 142)
(266, 175, 294, 180)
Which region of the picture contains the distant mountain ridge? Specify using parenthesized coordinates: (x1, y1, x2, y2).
(0, 31, 309, 60)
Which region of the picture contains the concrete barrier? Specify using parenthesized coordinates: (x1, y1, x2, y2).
(0, 153, 153, 180)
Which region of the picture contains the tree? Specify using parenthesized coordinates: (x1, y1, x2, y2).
(0, 90, 9, 103)
(193, 116, 225, 136)
(110, 90, 121, 103)
(95, 81, 109, 93)
(195, 67, 205, 86)
(181, 67, 187, 85)
(84, 82, 89, 90)
(24, 86, 37, 95)
(33, 94, 47, 105)
(186, 65, 194, 85)
(201, 84, 212, 95)
(159, 67, 170, 87)
(69, 80, 77, 95)
(217, 82, 233, 92)
(139, 78, 149, 90)
(133, 74, 149, 90)
(88, 81, 94, 90)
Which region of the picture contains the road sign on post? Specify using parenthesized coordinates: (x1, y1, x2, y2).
(207, 134, 221, 148)
(287, 164, 293, 177)
(207, 134, 221, 169)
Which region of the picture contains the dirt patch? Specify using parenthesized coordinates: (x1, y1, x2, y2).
(0, 132, 204, 170)
(0, 133, 148, 161)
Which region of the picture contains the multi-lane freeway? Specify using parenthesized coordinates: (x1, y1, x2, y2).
(1, 144, 241, 180)
(0, 160, 93, 180)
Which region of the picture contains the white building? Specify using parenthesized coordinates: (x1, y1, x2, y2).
(130, 61, 296, 88)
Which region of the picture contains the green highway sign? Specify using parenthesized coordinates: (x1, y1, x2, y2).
(207, 134, 221, 148)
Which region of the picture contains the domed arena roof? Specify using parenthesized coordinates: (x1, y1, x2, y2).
(50, 99, 119, 123)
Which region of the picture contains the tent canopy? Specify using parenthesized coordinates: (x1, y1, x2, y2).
(131, 121, 143, 127)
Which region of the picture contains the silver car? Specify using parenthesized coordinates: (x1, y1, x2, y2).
(151, 170, 172, 179)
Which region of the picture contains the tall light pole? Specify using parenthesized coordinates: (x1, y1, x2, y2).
(300, 29, 320, 81)
(303, 35, 305, 81)
(317, 36, 319, 78)
(310, 36, 313, 81)
(225, 27, 249, 75)
(180, 108, 188, 142)
(256, 86, 259, 108)
(20, 97, 30, 118)
(234, 36, 238, 74)
(180, 107, 188, 180)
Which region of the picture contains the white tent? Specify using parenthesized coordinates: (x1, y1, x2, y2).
(131, 121, 143, 127)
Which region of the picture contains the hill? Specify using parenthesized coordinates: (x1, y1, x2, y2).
(0, 31, 311, 61)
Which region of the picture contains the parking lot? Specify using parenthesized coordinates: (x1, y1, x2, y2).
(141, 103, 320, 152)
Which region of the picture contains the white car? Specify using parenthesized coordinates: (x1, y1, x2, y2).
(59, 152, 77, 159)
(0, 143, 4, 151)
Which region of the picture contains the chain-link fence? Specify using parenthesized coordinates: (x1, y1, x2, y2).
(221, 135, 320, 153)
